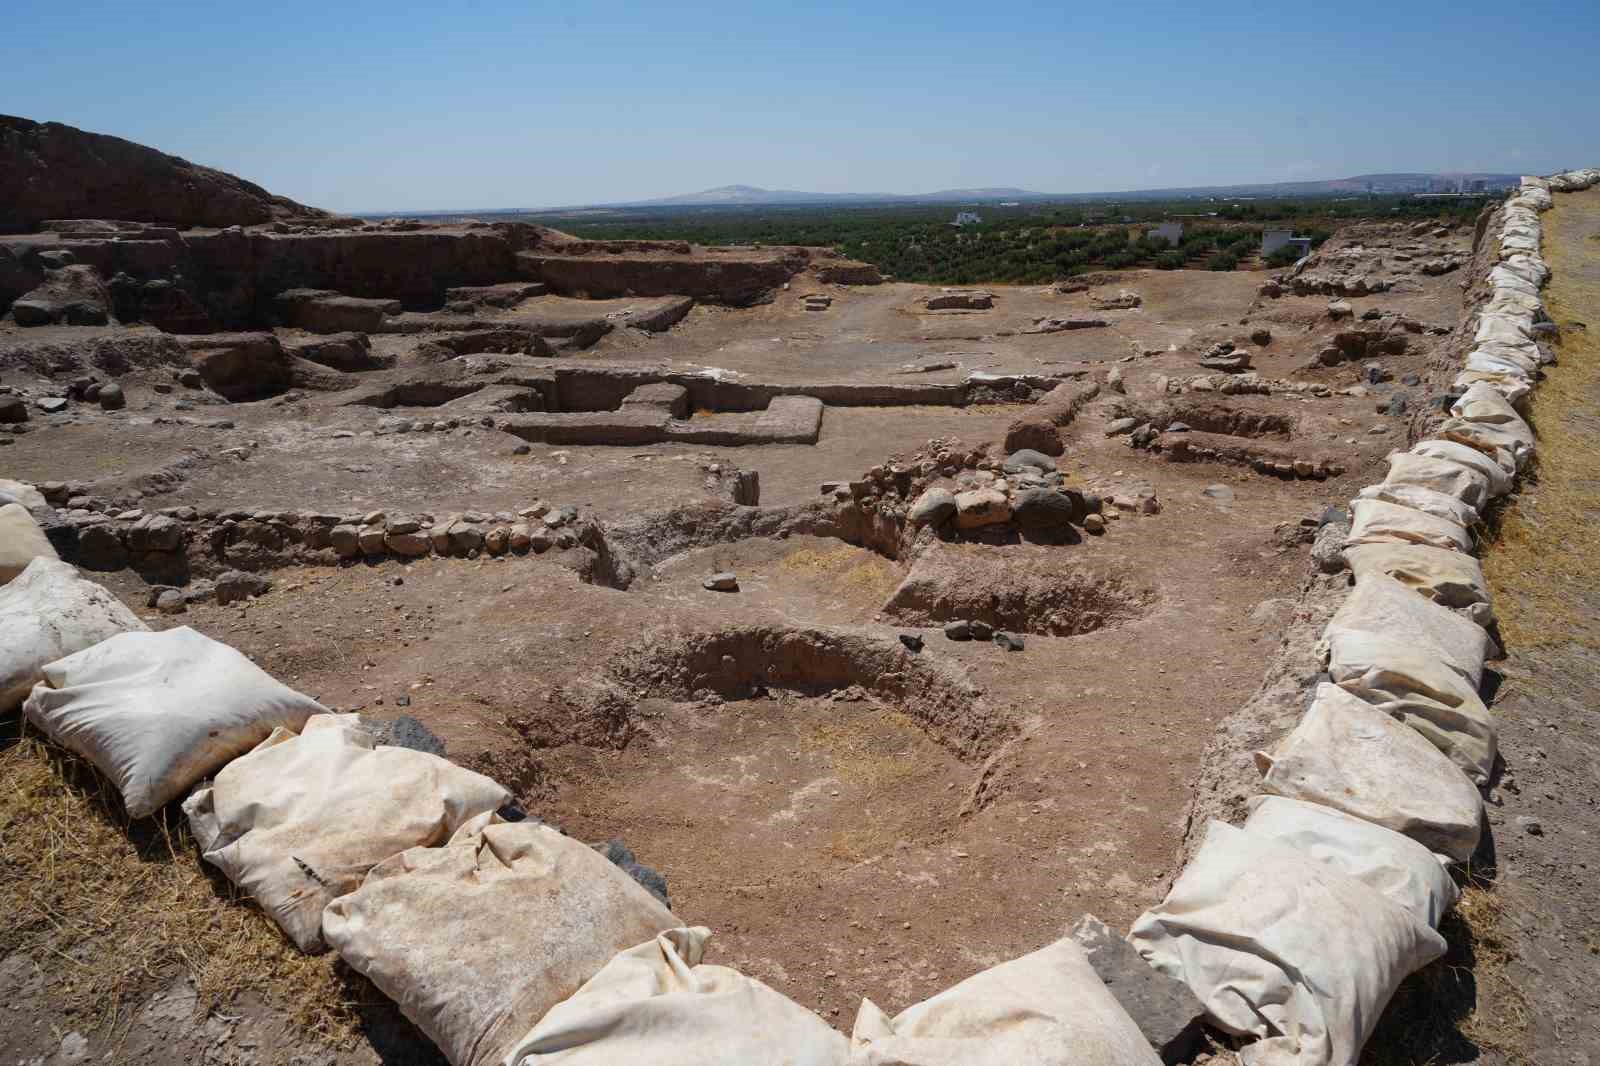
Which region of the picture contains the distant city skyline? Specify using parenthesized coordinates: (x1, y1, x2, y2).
(6, 0, 1597, 213)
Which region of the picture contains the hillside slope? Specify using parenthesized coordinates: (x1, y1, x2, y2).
(0, 115, 328, 232)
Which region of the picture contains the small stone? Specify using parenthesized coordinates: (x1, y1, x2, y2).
(156, 589, 186, 614)
(1083, 513, 1106, 533)
(329, 524, 362, 558)
(703, 572, 738, 592)
(969, 621, 994, 641)
(1105, 417, 1139, 436)
(357, 526, 387, 555)
(97, 383, 126, 410)
(37, 396, 69, 413)
(1000, 449, 1055, 474)
(993, 631, 1025, 652)
(943, 620, 972, 641)
(1517, 815, 1543, 836)
(954, 488, 1011, 530)
(909, 487, 958, 527)
(385, 531, 431, 557)
(485, 525, 511, 555)
(899, 633, 924, 653)
(512, 443, 531, 455)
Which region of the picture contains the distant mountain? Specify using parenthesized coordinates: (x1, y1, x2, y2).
(621, 174, 1520, 209)
(632, 184, 1046, 206)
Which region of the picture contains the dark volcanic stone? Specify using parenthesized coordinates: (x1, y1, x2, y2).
(1070, 914, 1205, 1064)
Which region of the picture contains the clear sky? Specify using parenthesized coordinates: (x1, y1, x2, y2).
(5, 0, 1597, 213)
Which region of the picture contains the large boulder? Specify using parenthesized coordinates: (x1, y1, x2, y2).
(0, 114, 327, 232)
(1003, 417, 1064, 457)
(9, 265, 112, 326)
(954, 488, 1012, 530)
(184, 333, 293, 401)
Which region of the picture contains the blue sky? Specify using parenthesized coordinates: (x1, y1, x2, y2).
(5, 0, 1596, 212)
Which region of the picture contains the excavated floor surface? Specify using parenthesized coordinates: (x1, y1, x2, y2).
(0, 220, 1499, 1062)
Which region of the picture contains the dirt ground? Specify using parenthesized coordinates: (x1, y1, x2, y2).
(0, 218, 1525, 1064)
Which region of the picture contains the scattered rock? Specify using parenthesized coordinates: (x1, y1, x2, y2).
(156, 589, 186, 614)
(1003, 418, 1063, 457)
(1070, 914, 1206, 1064)
(1083, 513, 1106, 533)
(943, 620, 972, 641)
(954, 488, 1012, 530)
(1517, 815, 1544, 836)
(1249, 327, 1272, 345)
(96, 382, 126, 410)
(1327, 300, 1354, 319)
(37, 396, 69, 413)
(703, 571, 738, 592)
(215, 570, 270, 605)
(898, 633, 925, 653)
(908, 487, 957, 527)
(992, 631, 1025, 652)
(1000, 449, 1056, 474)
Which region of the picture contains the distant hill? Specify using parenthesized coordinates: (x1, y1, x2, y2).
(0, 115, 328, 232)
(618, 174, 1521, 209)
(633, 184, 1045, 206)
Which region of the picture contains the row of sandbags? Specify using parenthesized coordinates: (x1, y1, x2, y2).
(1126, 169, 1598, 1066)
(2, 542, 1167, 1065)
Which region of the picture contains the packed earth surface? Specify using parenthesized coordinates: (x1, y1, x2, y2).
(3, 129, 1598, 1065)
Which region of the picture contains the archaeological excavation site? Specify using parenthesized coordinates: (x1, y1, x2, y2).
(3, 112, 1599, 1066)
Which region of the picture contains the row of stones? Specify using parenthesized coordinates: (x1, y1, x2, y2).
(330, 505, 584, 560)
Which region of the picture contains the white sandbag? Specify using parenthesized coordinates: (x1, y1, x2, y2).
(1474, 310, 1535, 347)
(1498, 231, 1539, 257)
(1483, 287, 1544, 318)
(1452, 370, 1531, 407)
(1243, 796, 1457, 929)
(21, 626, 324, 817)
(0, 558, 147, 711)
(1325, 571, 1492, 687)
(1256, 684, 1483, 860)
(1410, 439, 1514, 497)
(322, 817, 679, 1066)
(1464, 346, 1538, 380)
(1516, 186, 1553, 211)
(0, 478, 46, 511)
(1495, 253, 1550, 289)
(847, 936, 1158, 1066)
(0, 502, 59, 585)
(1129, 821, 1445, 1066)
(1451, 381, 1532, 431)
(1344, 541, 1489, 609)
(1488, 264, 1541, 297)
(1354, 483, 1478, 528)
(1438, 418, 1532, 472)
(183, 713, 510, 953)
(1335, 651, 1498, 786)
(1381, 451, 1491, 510)
(505, 928, 847, 1066)
(1346, 497, 1472, 553)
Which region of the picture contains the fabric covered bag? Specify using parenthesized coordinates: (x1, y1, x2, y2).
(1324, 572, 1493, 688)
(0, 502, 59, 584)
(1343, 542, 1489, 610)
(1, 558, 146, 710)
(1346, 498, 1472, 553)
(1410, 440, 1514, 498)
(322, 817, 679, 1066)
(22, 627, 324, 817)
(1332, 650, 1498, 786)
(184, 714, 510, 953)
(1256, 684, 1484, 861)
(1243, 796, 1457, 929)
(1380, 452, 1491, 510)
(1129, 821, 1446, 1066)
(505, 927, 847, 1066)
(846, 937, 1159, 1066)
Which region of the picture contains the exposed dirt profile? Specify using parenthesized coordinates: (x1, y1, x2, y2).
(879, 542, 1156, 636)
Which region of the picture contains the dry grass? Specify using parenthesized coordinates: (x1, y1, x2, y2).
(781, 545, 902, 601)
(1361, 885, 1529, 1066)
(1481, 195, 1600, 653)
(0, 719, 373, 1045)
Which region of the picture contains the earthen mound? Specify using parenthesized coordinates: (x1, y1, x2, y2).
(0, 114, 328, 231)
